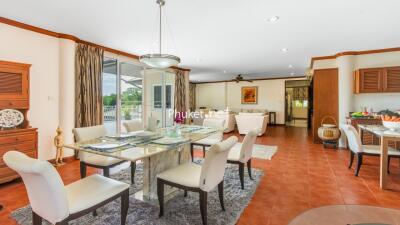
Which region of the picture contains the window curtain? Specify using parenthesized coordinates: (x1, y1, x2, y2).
(174, 70, 187, 123)
(189, 83, 196, 111)
(75, 43, 104, 128)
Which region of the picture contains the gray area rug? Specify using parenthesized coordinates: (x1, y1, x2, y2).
(11, 160, 263, 225)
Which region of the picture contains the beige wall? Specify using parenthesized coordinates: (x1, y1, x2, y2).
(0, 23, 62, 160)
(196, 78, 306, 124)
(196, 82, 227, 110)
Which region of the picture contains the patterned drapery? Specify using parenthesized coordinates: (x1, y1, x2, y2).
(189, 83, 196, 111)
(174, 70, 187, 123)
(75, 43, 104, 128)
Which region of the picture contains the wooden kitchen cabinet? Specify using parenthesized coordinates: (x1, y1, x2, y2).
(354, 66, 400, 93)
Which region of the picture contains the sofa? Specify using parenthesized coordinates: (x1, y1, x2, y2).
(192, 109, 236, 133)
(235, 112, 269, 136)
(209, 111, 236, 133)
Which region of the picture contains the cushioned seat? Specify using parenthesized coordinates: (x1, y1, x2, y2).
(83, 154, 124, 167)
(157, 163, 202, 188)
(3, 151, 130, 225)
(66, 174, 130, 214)
(227, 145, 241, 161)
(194, 137, 221, 146)
(362, 145, 400, 155)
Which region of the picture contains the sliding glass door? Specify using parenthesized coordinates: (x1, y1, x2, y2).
(102, 57, 143, 134)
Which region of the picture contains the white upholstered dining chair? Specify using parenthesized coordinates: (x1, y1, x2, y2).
(123, 119, 143, 132)
(157, 136, 238, 225)
(3, 151, 130, 225)
(73, 125, 136, 183)
(190, 118, 225, 161)
(227, 130, 258, 189)
(342, 124, 400, 176)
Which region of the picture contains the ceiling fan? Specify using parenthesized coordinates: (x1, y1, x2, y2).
(231, 74, 253, 83)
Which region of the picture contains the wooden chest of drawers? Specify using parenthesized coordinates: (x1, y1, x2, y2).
(0, 128, 38, 184)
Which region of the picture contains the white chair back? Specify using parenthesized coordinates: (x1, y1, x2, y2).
(203, 118, 225, 140)
(3, 151, 69, 224)
(147, 116, 159, 132)
(123, 119, 143, 132)
(73, 125, 107, 161)
(199, 136, 238, 191)
(203, 118, 225, 128)
(73, 125, 107, 142)
(240, 130, 258, 163)
(342, 124, 363, 153)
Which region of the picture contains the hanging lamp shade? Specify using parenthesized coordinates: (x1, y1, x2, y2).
(140, 0, 181, 69)
(139, 54, 180, 69)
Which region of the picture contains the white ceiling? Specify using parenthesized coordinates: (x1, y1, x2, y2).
(1, 0, 400, 82)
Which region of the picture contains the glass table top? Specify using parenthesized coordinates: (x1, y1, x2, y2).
(64, 125, 219, 162)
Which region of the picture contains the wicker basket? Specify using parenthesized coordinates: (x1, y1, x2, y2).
(318, 116, 341, 148)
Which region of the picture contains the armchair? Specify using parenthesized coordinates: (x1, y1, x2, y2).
(235, 113, 269, 136)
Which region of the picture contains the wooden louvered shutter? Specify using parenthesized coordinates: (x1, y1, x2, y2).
(0, 61, 30, 104)
(359, 68, 382, 93)
(383, 67, 400, 92)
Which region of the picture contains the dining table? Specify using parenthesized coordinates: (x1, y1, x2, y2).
(358, 124, 400, 189)
(63, 125, 220, 201)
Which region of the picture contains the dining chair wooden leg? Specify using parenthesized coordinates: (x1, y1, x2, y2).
(55, 221, 68, 225)
(203, 146, 206, 158)
(80, 162, 87, 178)
(247, 159, 253, 180)
(190, 144, 194, 162)
(92, 210, 97, 217)
(157, 179, 164, 217)
(217, 181, 225, 211)
(355, 153, 363, 177)
(103, 167, 110, 178)
(121, 189, 129, 225)
(239, 163, 244, 189)
(130, 161, 136, 184)
(184, 190, 188, 197)
(32, 211, 42, 225)
(387, 156, 391, 174)
(348, 151, 355, 169)
(199, 191, 208, 225)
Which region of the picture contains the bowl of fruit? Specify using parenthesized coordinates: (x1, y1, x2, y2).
(379, 109, 400, 131)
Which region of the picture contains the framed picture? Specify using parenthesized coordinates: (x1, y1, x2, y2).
(241, 86, 258, 104)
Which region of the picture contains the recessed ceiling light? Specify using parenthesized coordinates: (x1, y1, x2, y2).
(281, 48, 288, 53)
(288, 64, 293, 68)
(223, 70, 227, 74)
(290, 72, 294, 76)
(196, 58, 202, 62)
(267, 16, 280, 22)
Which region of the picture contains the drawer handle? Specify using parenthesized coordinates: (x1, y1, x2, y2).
(15, 138, 20, 141)
(9, 102, 13, 106)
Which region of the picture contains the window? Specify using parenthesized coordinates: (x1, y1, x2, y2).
(153, 84, 172, 109)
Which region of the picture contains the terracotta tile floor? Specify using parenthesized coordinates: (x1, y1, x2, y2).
(1, 126, 400, 225)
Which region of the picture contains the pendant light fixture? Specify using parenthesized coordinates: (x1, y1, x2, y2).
(139, 0, 180, 69)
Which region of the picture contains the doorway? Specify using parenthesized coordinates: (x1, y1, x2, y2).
(285, 80, 310, 128)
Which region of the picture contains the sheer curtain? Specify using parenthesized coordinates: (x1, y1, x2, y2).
(75, 43, 104, 128)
